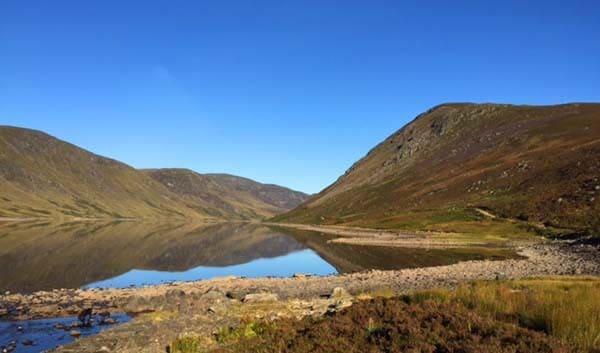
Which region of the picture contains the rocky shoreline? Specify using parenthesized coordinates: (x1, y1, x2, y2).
(2, 241, 598, 322)
(1, 240, 598, 352)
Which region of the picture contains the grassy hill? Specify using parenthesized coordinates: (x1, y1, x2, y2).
(275, 103, 600, 236)
(142, 169, 309, 220)
(0, 126, 307, 220)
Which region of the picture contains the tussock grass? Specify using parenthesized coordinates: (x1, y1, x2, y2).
(215, 321, 269, 344)
(169, 336, 204, 353)
(356, 287, 396, 300)
(138, 310, 179, 322)
(406, 277, 600, 352)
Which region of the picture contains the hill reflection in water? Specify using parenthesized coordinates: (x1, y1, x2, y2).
(0, 221, 519, 292)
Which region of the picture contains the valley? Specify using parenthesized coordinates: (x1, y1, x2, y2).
(1, 103, 599, 353)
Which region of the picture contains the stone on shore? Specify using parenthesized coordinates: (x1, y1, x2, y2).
(242, 292, 279, 303)
(329, 287, 350, 299)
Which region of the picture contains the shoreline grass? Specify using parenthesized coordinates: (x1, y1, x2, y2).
(405, 276, 600, 352)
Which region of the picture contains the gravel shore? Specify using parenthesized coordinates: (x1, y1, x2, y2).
(2, 241, 599, 322)
(1, 240, 598, 353)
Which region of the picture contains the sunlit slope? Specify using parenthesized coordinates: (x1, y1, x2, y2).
(143, 169, 309, 220)
(0, 126, 308, 220)
(0, 126, 208, 219)
(276, 103, 600, 233)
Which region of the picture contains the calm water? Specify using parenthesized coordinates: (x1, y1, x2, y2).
(0, 221, 518, 293)
(84, 249, 336, 289)
(0, 314, 131, 353)
(0, 221, 520, 352)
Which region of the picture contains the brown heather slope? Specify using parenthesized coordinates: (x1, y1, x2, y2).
(142, 169, 309, 219)
(0, 126, 307, 220)
(275, 103, 600, 235)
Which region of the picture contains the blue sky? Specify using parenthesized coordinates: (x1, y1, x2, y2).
(1, 1, 599, 194)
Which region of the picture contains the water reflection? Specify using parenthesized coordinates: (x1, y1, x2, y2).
(85, 249, 336, 289)
(0, 221, 519, 293)
(0, 221, 333, 292)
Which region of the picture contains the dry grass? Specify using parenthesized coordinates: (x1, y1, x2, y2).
(406, 277, 600, 352)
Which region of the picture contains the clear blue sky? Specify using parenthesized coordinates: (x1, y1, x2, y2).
(1, 1, 599, 194)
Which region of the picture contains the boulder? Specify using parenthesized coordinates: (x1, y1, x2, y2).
(122, 295, 152, 314)
(494, 272, 508, 281)
(329, 287, 350, 299)
(242, 292, 279, 303)
(165, 289, 186, 301)
(225, 290, 248, 301)
(200, 290, 227, 303)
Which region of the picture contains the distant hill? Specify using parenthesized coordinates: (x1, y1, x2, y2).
(0, 126, 307, 220)
(142, 169, 309, 219)
(275, 103, 600, 234)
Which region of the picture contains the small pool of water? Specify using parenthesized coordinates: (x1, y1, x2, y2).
(0, 314, 131, 353)
(83, 249, 337, 289)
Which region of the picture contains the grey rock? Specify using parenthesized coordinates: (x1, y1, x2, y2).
(200, 290, 227, 303)
(242, 292, 279, 303)
(226, 290, 248, 301)
(122, 295, 152, 314)
(329, 287, 350, 299)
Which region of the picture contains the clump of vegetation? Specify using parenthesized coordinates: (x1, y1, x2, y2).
(355, 287, 396, 300)
(169, 321, 271, 353)
(169, 336, 204, 353)
(214, 321, 269, 344)
(405, 277, 600, 353)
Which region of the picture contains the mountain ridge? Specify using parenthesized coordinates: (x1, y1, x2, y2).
(142, 168, 309, 219)
(0, 126, 308, 220)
